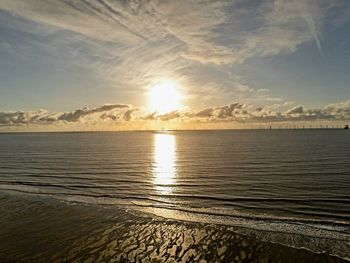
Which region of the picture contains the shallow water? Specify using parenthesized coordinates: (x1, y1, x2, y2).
(0, 193, 347, 262)
(0, 130, 349, 258)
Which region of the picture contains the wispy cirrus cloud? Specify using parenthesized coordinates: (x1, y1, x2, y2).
(0, 0, 344, 95)
(1, 0, 349, 120)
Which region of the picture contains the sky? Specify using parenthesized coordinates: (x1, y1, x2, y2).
(0, 0, 350, 131)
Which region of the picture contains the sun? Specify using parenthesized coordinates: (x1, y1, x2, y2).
(148, 79, 182, 113)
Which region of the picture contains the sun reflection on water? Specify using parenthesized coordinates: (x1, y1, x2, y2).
(153, 133, 176, 194)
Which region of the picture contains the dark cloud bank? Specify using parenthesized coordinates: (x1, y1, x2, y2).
(1, 100, 349, 129)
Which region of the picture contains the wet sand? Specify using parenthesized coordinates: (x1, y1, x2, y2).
(0, 193, 348, 263)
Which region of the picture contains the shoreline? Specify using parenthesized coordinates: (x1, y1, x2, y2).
(0, 192, 348, 262)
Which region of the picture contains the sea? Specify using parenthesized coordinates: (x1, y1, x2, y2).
(0, 130, 349, 260)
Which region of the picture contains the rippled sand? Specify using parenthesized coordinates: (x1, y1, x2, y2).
(0, 193, 348, 263)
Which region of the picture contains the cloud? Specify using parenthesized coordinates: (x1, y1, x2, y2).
(158, 111, 182, 121)
(0, 0, 340, 72)
(123, 109, 138, 121)
(0, 104, 132, 126)
(190, 108, 215, 118)
(0, 0, 345, 112)
(0, 0, 348, 124)
(248, 100, 350, 122)
(159, 100, 350, 123)
(295, 0, 323, 52)
(0, 109, 49, 126)
(159, 98, 350, 123)
(286, 105, 304, 115)
(3, 99, 349, 129)
(58, 104, 130, 122)
(325, 100, 350, 117)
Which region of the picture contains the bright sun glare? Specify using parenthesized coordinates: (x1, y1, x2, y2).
(148, 80, 182, 113)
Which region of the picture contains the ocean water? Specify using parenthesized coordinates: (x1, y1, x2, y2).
(0, 130, 349, 258)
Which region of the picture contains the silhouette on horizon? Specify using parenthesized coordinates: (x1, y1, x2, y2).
(345, 125, 349, 130)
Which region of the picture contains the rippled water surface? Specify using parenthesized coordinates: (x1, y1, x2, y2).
(0, 130, 349, 257)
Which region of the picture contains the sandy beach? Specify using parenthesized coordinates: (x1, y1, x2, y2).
(0, 192, 348, 263)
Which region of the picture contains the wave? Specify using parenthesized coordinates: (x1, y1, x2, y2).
(1, 182, 349, 222)
(1, 183, 349, 227)
(1, 180, 349, 202)
(0, 184, 350, 259)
